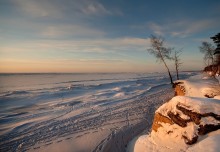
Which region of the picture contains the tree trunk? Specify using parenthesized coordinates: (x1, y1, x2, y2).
(211, 56, 214, 65)
(158, 49, 174, 86)
(176, 66, 179, 80)
(167, 68, 174, 85)
(162, 59, 174, 85)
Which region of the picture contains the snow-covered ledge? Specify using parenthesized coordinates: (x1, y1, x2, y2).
(127, 75, 220, 152)
(175, 74, 220, 98)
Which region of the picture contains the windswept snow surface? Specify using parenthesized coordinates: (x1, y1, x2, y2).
(0, 72, 196, 151)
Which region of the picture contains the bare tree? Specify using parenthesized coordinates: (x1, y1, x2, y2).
(203, 33, 220, 77)
(148, 35, 174, 85)
(173, 49, 182, 80)
(199, 41, 215, 66)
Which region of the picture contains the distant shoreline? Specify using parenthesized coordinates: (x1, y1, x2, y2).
(0, 71, 201, 75)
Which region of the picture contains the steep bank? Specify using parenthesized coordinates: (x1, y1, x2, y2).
(128, 74, 220, 152)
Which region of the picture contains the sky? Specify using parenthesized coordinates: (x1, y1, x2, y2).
(0, 0, 220, 73)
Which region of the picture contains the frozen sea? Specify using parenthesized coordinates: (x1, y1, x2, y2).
(0, 72, 197, 152)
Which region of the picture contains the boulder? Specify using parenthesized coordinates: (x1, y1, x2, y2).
(151, 96, 220, 145)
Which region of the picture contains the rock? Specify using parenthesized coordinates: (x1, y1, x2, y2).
(167, 111, 189, 127)
(150, 96, 220, 145)
(174, 82, 185, 96)
(198, 124, 220, 135)
(152, 113, 173, 132)
(176, 104, 201, 125)
(182, 135, 198, 145)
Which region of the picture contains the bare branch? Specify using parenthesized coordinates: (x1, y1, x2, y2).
(172, 48, 183, 80)
(147, 35, 174, 85)
(199, 41, 215, 66)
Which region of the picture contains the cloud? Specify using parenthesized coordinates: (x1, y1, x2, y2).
(148, 22, 164, 36)
(169, 19, 219, 38)
(81, 1, 112, 15)
(76, 0, 123, 16)
(13, 0, 120, 18)
(0, 16, 105, 39)
(145, 19, 220, 38)
(115, 37, 150, 46)
(78, 37, 151, 53)
(40, 24, 105, 38)
(0, 37, 150, 55)
(4, 0, 121, 39)
(14, 0, 63, 17)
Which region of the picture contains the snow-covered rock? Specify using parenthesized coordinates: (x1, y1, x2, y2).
(154, 96, 219, 143)
(128, 75, 220, 152)
(175, 74, 220, 98)
(129, 96, 220, 152)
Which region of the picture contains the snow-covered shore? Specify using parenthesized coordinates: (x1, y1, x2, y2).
(1, 73, 184, 152)
(128, 74, 220, 152)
